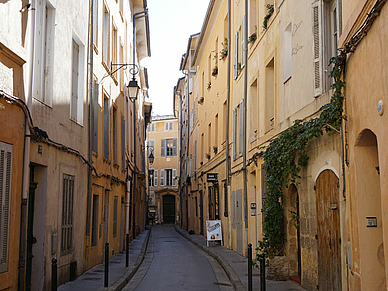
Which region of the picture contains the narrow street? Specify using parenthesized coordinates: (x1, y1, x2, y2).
(123, 225, 233, 291)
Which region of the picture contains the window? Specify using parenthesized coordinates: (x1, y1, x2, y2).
(223, 101, 227, 141)
(103, 6, 110, 68)
(164, 121, 173, 131)
(61, 174, 75, 256)
(234, 30, 239, 79)
(112, 25, 117, 79)
(265, 58, 275, 132)
(121, 116, 125, 168)
(113, 107, 117, 164)
(91, 195, 99, 247)
(113, 196, 118, 238)
(0, 142, 12, 272)
(120, 43, 124, 91)
(148, 169, 158, 187)
(250, 79, 258, 142)
(119, 0, 123, 16)
(284, 23, 292, 82)
(71, 40, 80, 122)
(164, 169, 177, 186)
(104, 96, 109, 159)
(92, 0, 98, 48)
(160, 169, 165, 186)
(147, 123, 155, 132)
(33, 0, 55, 106)
(161, 138, 177, 157)
(92, 82, 99, 153)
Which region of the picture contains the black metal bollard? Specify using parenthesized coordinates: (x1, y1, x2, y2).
(52, 258, 57, 291)
(104, 242, 109, 287)
(260, 253, 266, 291)
(126, 234, 130, 267)
(248, 244, 252, 291)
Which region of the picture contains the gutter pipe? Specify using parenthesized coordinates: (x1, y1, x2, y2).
(226, 0, 231, 249)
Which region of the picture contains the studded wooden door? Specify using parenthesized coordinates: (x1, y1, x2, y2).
(316, 170, 341, 291)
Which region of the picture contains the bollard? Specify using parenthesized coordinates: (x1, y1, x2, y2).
(260, 253, 266, 291)
(52, 258, 57, 291)
(126, 234, 130, 267)
(248, 244, 252, 291)
(104, 242, 109, 287)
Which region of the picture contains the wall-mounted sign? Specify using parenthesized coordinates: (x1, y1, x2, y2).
(366, 217, 377, 227)
(207, 173, 218, 182)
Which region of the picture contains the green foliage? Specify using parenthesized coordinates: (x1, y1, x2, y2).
(220, 38, 228, 60)
(256, 54, 346, 259)
(263, 4, 274, 31)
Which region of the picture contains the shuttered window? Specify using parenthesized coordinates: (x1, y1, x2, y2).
(104, 97, 109, 159)
(113, 107, 117, 164)
(241, 16, 246, 68)
(161, 139, 166, 157)
(61, 174, 75, 256)
(160, 169, 165, 186)
(71, 40, 79, 122)
(166, 139, 176, 157)
(121, 116, 125, 168)
(91, 195, 99, 247)
(312, 1, 323, 97)
(154, 169, 158, 186)
(232, 108, 237, 159)
(92, 82, 99, 153)
(234, 31, 239, 79)
(113, 196, 118, 238)
(0, 142, 12, 273)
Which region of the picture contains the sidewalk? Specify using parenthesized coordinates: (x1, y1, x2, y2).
(175, 226, 307, 291)
(58, 228, 150, 291)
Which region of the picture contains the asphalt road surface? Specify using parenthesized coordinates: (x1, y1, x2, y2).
(123, 224, 233, 291)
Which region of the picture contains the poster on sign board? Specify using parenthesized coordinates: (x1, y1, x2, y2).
(206, 220, 222, 242)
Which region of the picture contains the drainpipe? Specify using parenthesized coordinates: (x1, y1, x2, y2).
(86, 0, 94, 240)
(174, 88, 183, 227)
(185, 71, 190, 230)
(226, 0, 231, 249)
(243, 0, 249, 253)
(19, 1, 36, 289)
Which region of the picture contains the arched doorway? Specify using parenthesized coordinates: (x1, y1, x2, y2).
(163, 195, 175, 224)
(355, 129, 386, 290)
(316, 169, 341, 290)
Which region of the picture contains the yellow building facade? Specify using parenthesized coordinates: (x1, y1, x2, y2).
(147, 116, 180, 224)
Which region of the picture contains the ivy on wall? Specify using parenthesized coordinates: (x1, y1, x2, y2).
(257, 54, 346, 258)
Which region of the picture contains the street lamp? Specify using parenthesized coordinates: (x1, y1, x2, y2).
(148, 150, 154, 164)
(127, 78, 140, 102)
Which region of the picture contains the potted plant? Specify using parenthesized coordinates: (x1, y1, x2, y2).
(219, 38, 228, 61)
(248, 25, 257, 44)
(207, 82, 212, 90)
(212, 66, 218, 77)
(263, 4, 274, 31)
(198, 96, 204, 105)
(213, 146, 218, 154)
(205, 153, 211, 159)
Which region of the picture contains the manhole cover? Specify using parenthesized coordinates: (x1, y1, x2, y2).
(82, 277, 101, 281)
(213, 282, 232, 286)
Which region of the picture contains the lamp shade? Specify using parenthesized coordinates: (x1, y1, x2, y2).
(148, 151, 154, 164)
(127, 79, 140, 101)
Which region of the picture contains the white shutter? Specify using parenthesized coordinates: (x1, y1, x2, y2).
(160, 169, 165, 186)
(161, 139, 165, 157)
(233, 108, 237, 160)
(241, 16, 246, 68)
(0, 142, 12, 272)
(189, 75, 193, 94)
(234, 31, 239, 79)
(172, 169, 177, 186)
(170, 122, 173, 131)
(173, 138, 177, 156)
(154, 170, 158, 186)
(165, 122, 168, 131)
(71, 40, 79, 121)
(312, 1, 323, 97)
(239, 101, 244, 156)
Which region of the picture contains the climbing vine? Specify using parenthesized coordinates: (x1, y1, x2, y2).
(256, 53, 346, 258)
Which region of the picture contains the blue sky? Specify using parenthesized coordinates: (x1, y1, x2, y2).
(142, 0, 210, 115)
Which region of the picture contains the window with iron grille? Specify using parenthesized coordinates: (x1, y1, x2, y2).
(113, 196, 118, 238)
(61, 174, 75, 256)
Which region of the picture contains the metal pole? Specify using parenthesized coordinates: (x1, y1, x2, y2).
(126, 234, 130, 267)
(260, 253, 266, 291)
(104, 242, 109, 287)
(248, 244, 252, 291)
(52, 258, 57, 291)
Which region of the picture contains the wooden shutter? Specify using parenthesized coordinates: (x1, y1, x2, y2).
(113, 196, 118, 238)
(241, 16, 246, 68)
(161, 139, 166, 157)
(121, 116, 125, 168)
(239, 101, 244, 156)
(234, 32, 239, 79)
(104, 98, 109, 159)
(173, 138, 177, 156)
(233, 108, 237, 159)
(93, 82, 99, 153)
(154, 170, 158, 186)
(71, 40, 79, 121)
(172, 169, 177, 186)
(0, 142, 12, 272)
(61, 174, 75, 256)
(312, 1, 323, 97)
(160, 169, 165, 186)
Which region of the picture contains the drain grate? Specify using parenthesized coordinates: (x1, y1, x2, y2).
(213, 282, 232, 287)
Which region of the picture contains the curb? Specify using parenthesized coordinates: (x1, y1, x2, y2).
(107, 227, 152, 291)
(174, 226, 245, 291)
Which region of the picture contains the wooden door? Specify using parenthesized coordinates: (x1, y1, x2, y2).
(162, 195, 175, 224)
(316, 170, 341, 290)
